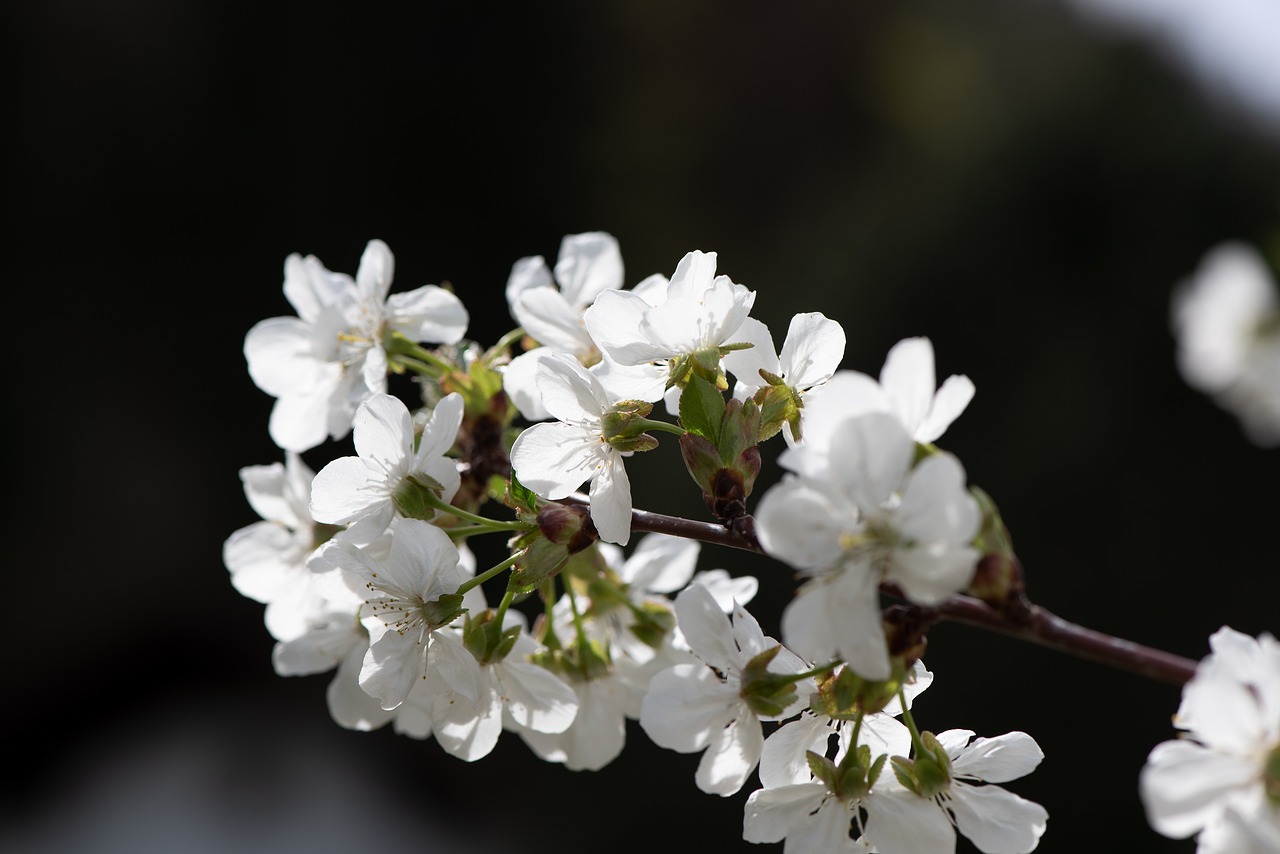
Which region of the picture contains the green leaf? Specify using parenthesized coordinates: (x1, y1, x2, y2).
(679, 373, 725, 443)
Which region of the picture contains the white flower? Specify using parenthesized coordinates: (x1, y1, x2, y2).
(745, 710, 953, 853)
(788, 337, 974, 470)
(722, 311, 847, 443)
(244, 252, 359, 451)
(244, 241, 468, 452)
(1172, 242, 1280, 446)
(424, 619, 579, 762)
(315, 518, 469, 711)
(309, 392, 464, 538)
(640, 585, 812, 796)
(583, 249, 756, 369)
(1140, 626, 1280, 852)
(758, 660, 934, 789)
(223, 452, 334, 641)
(508, 353, 639, 545)
(502, 233, 669, 419)
(755, 411, 980, 680)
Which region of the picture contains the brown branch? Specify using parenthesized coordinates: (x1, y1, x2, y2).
(601, 501, 1199, 687)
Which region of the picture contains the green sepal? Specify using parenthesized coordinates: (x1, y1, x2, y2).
(866, 752, 887, 790)
(913, 731, 953, 798)
(462, 609, 521, 663)
(628, 601, 677, 649)
(890, 755, 920, 796)
(815, 661, 909, 719)
(505, 472, 539, 515)
(422, 593, 466, 629)
(836, 743, 876, 801)
(740, 645, 799, 718)
(752, 383, 797, 444)
(608, 433, 660, 454)
(508, 537, 572, 595)
(806, 750, 841, 793)
(679, 373, 725, 443)
(392, 473, 446, 521)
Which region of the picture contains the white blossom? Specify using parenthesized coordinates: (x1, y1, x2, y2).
(640, 585, 812, 796)
(244, 240, 468, 452)
(722, 311, 847, 443)
(315, 518, 470, 711)
(508, 353, 639, 545)
(583, 249, 756, 370)
(1140, 626, 1280, 852)
(756, 411, 980, 679)
(788, 337, 974, 470)
(309, 392, 464, 539)
(1172, 241, 1280, 446)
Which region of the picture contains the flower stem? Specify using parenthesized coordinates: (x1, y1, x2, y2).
(424, 491, 531, 531)
(457, 551, 521, 595)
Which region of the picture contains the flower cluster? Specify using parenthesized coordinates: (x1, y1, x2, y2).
(225, 230, 1275, 852)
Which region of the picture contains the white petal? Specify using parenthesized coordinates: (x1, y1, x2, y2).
(309, 456, 387, 525)
(513, 286, 593, 352)
(784, 371, 890, 465)
(951, 731, 1044, 783)
(244, 317, 315, 396)
(583, 289, 659, 366)
(385, 284, 468, 344)
(351, 393, 413, 473)
(547, 680, 628, 770)
(779, 312, 846, 390)
(509, 421, 601, 498)
(742, 783, 829, 845)
(415, 392, 465, 462)
(536, 352, 610, 424)
(830, 412, 914, 512)
(499, 659, 580, 734)
(505, 254, 553, 308)
(268, 381, 342, 453)
(282, 252, 353, 324)
(674, 584, 740, 673)
(639, 664, 738, 752)
(588, 454, 633, 546)
(696, 712, 763, 796)
(721, 317, 779, 390)
(327, 644, 394, 732)
(916, 373, 975, 444)
(622, 533, 700, 593)
(782, 567, 890, 680)
(356, 239, 395, 305)
(666, 250, 718, 302)
(879, 337, 936, 437)
(502, 347, 553, 421)
(591, 356, 669, 403)
(949, 782, 1049, 854)
(554, 231, 624, 307)
(755, 477, 848, 570)
(863, 788, 955, 854)
(433, 685, 504, 761)
(689, 569, 759, 611)
(359, 630, 426, 710)
(1140, 738, 1260, 839)
(759, 714, 834, 788)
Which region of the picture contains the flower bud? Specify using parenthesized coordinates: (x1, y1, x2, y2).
(740, 645, 800, 718)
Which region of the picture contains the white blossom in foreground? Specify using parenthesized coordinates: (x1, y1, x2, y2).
(583, 249, 756, 372)
(508, 353, 641, 545)
(1172, 241, 1280, 447)
(788, 337, 974, 471)
(1140, 626, 1280, 852)
(640, 584, 813, 796)
(244, 240, 469, 452)
(315, 518, 470, 711)
(756, 411, 980, 680)
(722, 311, 847, 443)
(309, 392, 464, 539)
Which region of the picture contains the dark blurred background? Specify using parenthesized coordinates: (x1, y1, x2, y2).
(8, 1, 1280, 852)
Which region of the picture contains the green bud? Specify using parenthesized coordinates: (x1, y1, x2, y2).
(463, 609, 520, 663)
(600, 400, 654, 439)
(965, 487, 1025, 609)
(391, 473, 446, 521)
(814, 662, 908, 719)
(836, 743, 876, 801)
(679, 432, 722, 493)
